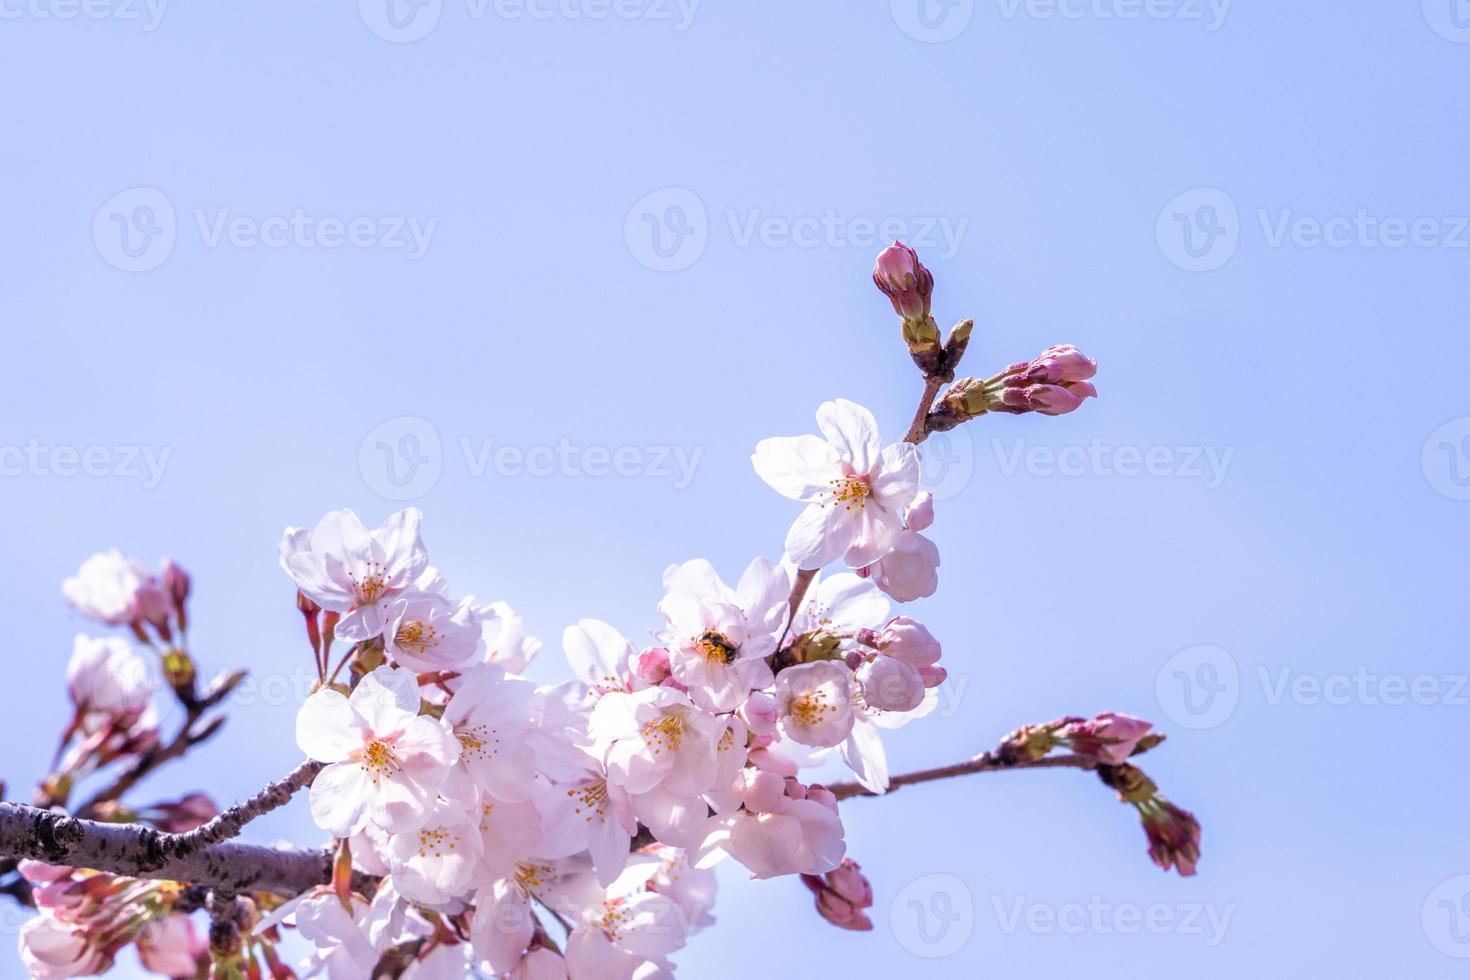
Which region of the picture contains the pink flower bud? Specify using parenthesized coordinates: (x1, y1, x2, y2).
(747, 746, 799, 778)
(739, 690, 779, 736)
(742, 769, 787, 813)
(159, 558, 190, 608)
(868, 531, 940, 602)
(801, 858, 874, 931)
(1059, 712, 1152, 765)
(634, 647, 673, 686)
(872, 242, 934, 321)
(1020, 344, 1097, 385)
(147, 793, 219, 833)
(856, 657, 925, 712)
(1141, 798, 1201, 877)
(873, 616, 942, 669)
(905, 492, 935, 533)
(804, 784, 838, 813)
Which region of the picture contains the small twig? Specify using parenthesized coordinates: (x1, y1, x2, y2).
(903, 375, 946, 446)
(824, 752, 1099, 801)
(168, 759, 324, 858)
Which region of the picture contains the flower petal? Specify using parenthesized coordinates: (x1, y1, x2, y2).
(751, 435, 838, 502)
(816, 399, 882, 474)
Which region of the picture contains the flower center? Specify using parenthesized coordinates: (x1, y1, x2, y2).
(416, 825, 461, 859)
(828, 476, 871, 510)
(348, 561, 390, 605)
(515, 861, 554, 895)
(695, 630, 740, 664)
(566, 780, 610, 821)
(360, 739, 400, 784)
(395, 619, 440, 655)
(457, 722, 497, 762)
(642, 713, 685, 754)
(599, 897, 631, 942)
(792, 690, 837, 727)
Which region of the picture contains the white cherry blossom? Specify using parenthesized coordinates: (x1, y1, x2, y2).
(280, 508, 428, 642)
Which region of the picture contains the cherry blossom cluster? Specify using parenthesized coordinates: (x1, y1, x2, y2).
(4, 242, 1207, 980)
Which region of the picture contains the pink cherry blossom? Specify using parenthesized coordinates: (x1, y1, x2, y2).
(774, 661, 855, 748)
(66, 635, 154, 731)
(280, 508, 429, 642)
(753, 400, 921, 570)
(657, 557, 789, 713)
(383, 591, 483, 673)
(388, 798, 484, 905)
(440, 665, 540, 805)
(855, 656, 924, 713)
(61, 550, 171, 629)
(295, 665, 459, 836)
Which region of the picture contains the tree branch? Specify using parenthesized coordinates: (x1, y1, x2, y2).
(824, 752, 1099, 801)
(0, 802, 337, 896)
(168, 759, 323, 858)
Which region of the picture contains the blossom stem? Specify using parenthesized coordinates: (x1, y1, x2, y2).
(903, 375, 946, 445)
(824, 752, 1099, 801)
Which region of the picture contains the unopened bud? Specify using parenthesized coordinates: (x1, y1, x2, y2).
(872, 242, 934, 321)
(801, 858, 875, 931)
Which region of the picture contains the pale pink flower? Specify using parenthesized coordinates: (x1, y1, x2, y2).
(789, 570, 891, 636)
(855, 656, 924, 713)
(66, 635, 154, 730)
(657, 557, 789, 713)
(136, 914, 201, 976)
(866, 525, 940, 602)
(383, 592, 483, 674)
(479, 600, 543, 673)
(774, 661, 855, 748)
(280, 508, 428, 642)
(295, 665, 459, 836)
(440, 665, 539, 805)
(753, 400, 921, 570)
(563, 619, 640, 699)
(590, 687, 725, 798)
(389, 798, 484, 905)
(294, 891, 380, 980)
(862, 616, 942, 670)
(61, 550, 170, 629)
(702, 792, 847, 879)
(536, 761, 639, 885)
(18, 914, 107, 978)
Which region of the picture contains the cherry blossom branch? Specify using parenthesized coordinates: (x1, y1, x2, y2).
(163, 759, 324, 858)
(0, 802, 340, 896)
(824, 752, 1099, 801)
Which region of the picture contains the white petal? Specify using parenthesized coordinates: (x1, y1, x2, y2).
(295, 690, 363, 762)
(816, 399, 882, 474)
(308, 762, 370, 837)
(784, 503, 853, 571)
(751, 435, 838, 502)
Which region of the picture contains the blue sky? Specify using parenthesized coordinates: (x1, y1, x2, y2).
(2, 2, 1468, 976)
